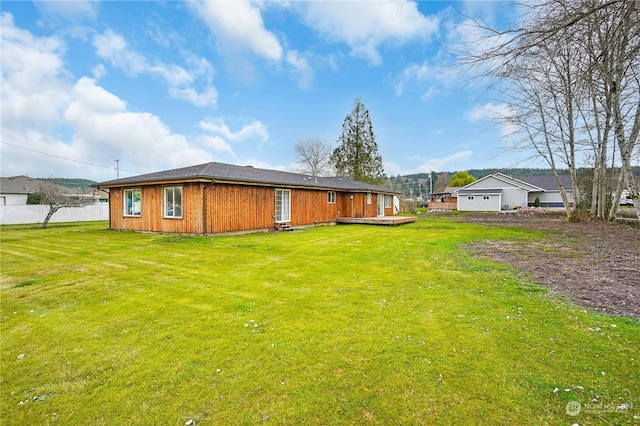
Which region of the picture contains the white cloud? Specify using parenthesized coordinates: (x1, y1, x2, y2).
(296, 1, 439, 65)
(188, 0, 283, 62)
(394, 61, 457, 101)
(63, 77, 214, 173)
(199, 118, 269, 144)
(466, 103, 517, 139)
(194, 135, 234, 156)
(34, 1, 99, 21)
(93, 29, 191, 86)
(286, 50, 314, 90)
(0, 16, 217, 180)
(169, 87, 219, 108)
(92, 29, 217, 107)
(1, 13, 70, 132)
(386, 150, 474, 176)
(92, 64, 106, 79)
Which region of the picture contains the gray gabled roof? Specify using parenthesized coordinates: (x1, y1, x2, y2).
(521, 174, 572, 191)
(96, 162, 397, 194)
(0, 176, 72, 195)
(0, 176, 42, 194)
(457, 188, 503, 195)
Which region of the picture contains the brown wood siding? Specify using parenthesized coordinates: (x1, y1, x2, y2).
(336, 193, 351, 218)
(336, 193, 375, 218)
(107, 182, 395, 234)
(206, 184, 275, 233)
(289, 189, 338, 226)
(110, 184, 204, 234)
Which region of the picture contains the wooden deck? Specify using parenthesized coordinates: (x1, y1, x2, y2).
(336, 216, 418, 226)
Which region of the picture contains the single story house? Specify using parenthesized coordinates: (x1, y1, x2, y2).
(0, 176, 73, 205)
(456, 173, 572, 211)
(96, 162, 401, 235)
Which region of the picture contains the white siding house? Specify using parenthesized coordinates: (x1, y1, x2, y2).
(456, 173, 572, 211)
(0, 176, 43, 205)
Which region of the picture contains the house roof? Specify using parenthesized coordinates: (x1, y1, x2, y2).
(457, 188, 504, 195)
(455, 173, 573, 194)
(0, 176, 50, 194)
(431, 186, 461, 196)
(0, 176, 77, 195)
(456, 173, 542, 193)
(96, 162, 398, 194)
(521, 174, 572, 191)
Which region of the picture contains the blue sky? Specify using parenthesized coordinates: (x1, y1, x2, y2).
(1, 1, 522, 181)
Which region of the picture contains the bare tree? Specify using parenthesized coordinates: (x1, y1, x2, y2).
(434, 172, 450, 192)
(459, 0, 639, 220)
(294, 137, 334, 177)
(31, 181, 96, 228)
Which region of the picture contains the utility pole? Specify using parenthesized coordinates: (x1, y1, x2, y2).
(115, 159, 120, 178)
(429, 169, 433, 194)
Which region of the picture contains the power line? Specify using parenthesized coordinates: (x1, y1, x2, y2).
(1, 141, 141, 174)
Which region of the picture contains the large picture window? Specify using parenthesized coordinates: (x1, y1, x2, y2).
(385, 195, 392, 208)
(275, 189, 290, 223)
(164, 186, 183, 218)
(123, 188, 141, 216)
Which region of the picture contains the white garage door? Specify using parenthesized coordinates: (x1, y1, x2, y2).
(458, 194, 501, 211)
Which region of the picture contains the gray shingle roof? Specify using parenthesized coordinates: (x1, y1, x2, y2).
(0, 176, 77, 195)
(457, 188, 503, 195)
(0, 176, 42, 194)
(96, 162, 397, 194)
(521, 175, 572, 191)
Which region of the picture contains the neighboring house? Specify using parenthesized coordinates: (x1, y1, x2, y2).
(0, 176, 103, 206)
(0, 176, 52, 205)
(96, 162, 401, 235)
(456, 173, 572, 211)
(428, 186, 460, 210)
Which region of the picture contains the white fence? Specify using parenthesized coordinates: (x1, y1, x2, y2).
(0, 204, 109, 225)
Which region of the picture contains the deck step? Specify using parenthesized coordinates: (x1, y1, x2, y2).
(277, 224, 294, 232)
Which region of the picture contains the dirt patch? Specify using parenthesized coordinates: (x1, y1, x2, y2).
(461, 211, 640, 319)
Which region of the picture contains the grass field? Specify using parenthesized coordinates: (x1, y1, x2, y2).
(1, 218, 638, 425)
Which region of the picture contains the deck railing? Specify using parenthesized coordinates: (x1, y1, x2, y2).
(428, 201, 457, 210)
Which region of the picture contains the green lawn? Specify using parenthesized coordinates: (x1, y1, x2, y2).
(1, 218, 638, 425)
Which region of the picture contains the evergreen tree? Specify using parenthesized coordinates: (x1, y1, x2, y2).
(330, 97, 385, 185)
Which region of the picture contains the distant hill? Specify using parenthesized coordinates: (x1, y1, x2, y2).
(48, 178, 97, 192)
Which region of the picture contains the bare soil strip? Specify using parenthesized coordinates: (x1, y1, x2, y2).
(462, 212, 640, 319)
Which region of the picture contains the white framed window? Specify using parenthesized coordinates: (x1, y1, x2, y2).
(384, 195, 392, 208)
(164, 186, 183, 218)
(327, 191, 336, 204)
(275, 189, 291, 223)
(367, 193, 372, 204)
(123, 188, 141, 216)
(468, 196, 474, 200)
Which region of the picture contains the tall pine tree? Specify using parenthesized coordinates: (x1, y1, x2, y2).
(331, 97, 385, 185)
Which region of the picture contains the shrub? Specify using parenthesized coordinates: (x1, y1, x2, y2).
(400, 199, 418, 214)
